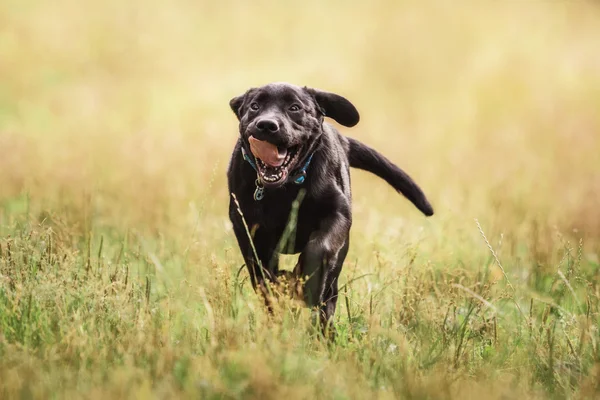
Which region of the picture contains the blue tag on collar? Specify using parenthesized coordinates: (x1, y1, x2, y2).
(293, 172, 307, 185)
(253, 178, 264, 201)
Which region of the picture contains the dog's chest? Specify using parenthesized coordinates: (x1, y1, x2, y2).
(254, 191, 306, 227)
(244, 191, 318, 248)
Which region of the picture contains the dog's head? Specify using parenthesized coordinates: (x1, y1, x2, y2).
(230, 82, 359, 188)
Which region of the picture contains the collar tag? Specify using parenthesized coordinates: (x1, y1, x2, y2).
(253, 179, 264, 201)
(293, 171, 307, 185)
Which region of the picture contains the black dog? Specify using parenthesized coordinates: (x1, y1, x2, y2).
(227, 82, 433, 330)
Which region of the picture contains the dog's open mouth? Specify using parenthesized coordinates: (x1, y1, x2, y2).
(249, 136, 303, 187)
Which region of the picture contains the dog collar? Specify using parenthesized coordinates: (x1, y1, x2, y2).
(241, 146, 258, 171)
(291, 153, 313, 185)
(241, 146, 314, 201)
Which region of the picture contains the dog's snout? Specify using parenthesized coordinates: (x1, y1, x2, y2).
(256, 119, 279, 133)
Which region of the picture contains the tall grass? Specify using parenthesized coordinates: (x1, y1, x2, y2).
(1, 0, 600, 398)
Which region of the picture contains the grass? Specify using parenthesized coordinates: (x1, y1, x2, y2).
(1, 0, 600, 398)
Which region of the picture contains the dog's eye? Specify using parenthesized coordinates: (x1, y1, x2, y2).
(250, 103, 260, 111)
(289, 104, 301, 112)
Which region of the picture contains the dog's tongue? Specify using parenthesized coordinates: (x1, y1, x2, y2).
(249, 136, 286, 167)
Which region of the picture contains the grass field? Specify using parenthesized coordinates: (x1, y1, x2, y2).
(1, 0, 600, 398)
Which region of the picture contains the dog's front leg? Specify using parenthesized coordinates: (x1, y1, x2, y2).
(229, 203, 280, 308)
(234, 232, 280, 311)
(297, 209, 351, 331)
(232, 227, 279, 294)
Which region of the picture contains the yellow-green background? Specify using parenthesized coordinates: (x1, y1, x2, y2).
(1, 0, 599, 398)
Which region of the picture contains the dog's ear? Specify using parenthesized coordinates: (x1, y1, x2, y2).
(229, 93, 246, 120)
(305, 88, 360, 127)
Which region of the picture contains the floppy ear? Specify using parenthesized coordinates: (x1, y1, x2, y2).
(305, 88, 360, 127)
(229, 93, 246, 120)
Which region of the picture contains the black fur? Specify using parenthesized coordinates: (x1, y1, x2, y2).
(227, 82, 433, 332)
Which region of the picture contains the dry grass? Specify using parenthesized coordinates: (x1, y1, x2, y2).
(1, 0, 600, 398)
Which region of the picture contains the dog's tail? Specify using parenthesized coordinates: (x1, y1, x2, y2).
(347, 137, 434, 216)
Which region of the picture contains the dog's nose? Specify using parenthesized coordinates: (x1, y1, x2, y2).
(256, 119, 279, 133)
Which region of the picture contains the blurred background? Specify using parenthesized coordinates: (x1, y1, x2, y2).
(2, 1, 600, 397)
(1, 0, 600, 266)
